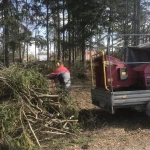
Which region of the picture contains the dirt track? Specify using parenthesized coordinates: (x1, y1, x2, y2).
(68, 80, 150, 150)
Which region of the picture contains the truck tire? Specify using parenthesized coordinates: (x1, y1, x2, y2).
(146, 101, 150, 116)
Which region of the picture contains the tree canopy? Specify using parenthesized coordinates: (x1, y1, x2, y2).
(0, 0, 150, 66)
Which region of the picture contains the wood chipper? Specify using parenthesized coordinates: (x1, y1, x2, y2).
(91, 43, 150, 115)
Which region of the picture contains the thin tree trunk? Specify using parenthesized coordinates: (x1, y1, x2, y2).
(3, 0, 9, 67)
(12, 45, 15, 63)
(133, 0, 137, 45)
(137, 0, 141, 45)
(46, 2, 49, 62)
(81, 29, 85, 63)
(26, 0, 28, 62)
(57, 0, 60, 60)
(62, 0, 65, 62)
(35, 38, 36, 61)
(106, 5, 111, 55)
(65, 31, 68, 61)
(53, 13, 57, 62)
(27, 43, 28, 62)
(106, 27, 111, 55)
(50, 40, 51, 61)
(111, 31, 113, 55)
(22, 42, 26, 62)
(19, 43, 22, 63)
(123, 0, 129, 61)
(75, 33, 77, 61)
(72, 28, 75, 64)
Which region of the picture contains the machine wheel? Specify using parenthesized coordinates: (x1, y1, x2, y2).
(146, 101, 150, 116)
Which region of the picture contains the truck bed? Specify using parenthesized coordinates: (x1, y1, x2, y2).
(91, 89, 150, 114)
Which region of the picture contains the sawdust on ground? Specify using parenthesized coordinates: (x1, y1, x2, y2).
(66, 79, 150, 150)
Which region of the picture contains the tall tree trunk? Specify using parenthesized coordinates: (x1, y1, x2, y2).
(133, 0, 137, 45)
(81, 29, 85, 63)
(35, 36, 36, 61)
(136, 0, 141, 45)
(22, 42, 26, 62)
(106, 27, 111, 55)
(90, 36, 92, 62)
(72, 28, 75, 64)
(12, 45, 15, 63)
(57, 0, 60, 60)
(54, 28, 57, 62)
(3, 0, 9, 67)
(75, 33, 77, 61)
(62, 0, 65, 62)
(111, 31, 114, 55)
(19, 43, 22, 63)
(19, 41, 22, 63)
(46, 2, 49, 62)
(26, 0, 28, 62)
(106, 5, 111, 55)
(65, 31, 68, 61)
(68, 8, 71, 65)
(27, 43, 28, 62)
(50, 40, 51, 61)
(123, 0, 129, 61)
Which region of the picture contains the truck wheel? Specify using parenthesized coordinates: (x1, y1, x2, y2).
(146, 101, 150, 116)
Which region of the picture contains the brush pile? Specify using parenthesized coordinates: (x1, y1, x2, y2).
(0, 65, 78, 150)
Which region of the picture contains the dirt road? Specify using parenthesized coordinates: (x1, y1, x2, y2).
(68, 80, 150, 150)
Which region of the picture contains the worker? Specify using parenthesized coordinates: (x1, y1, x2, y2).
(47, 60, 71, 92)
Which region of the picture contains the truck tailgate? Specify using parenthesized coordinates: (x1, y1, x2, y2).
(91, 89, 150, 114)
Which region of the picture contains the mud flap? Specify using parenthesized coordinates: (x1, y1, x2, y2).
(146, 101, 150, 116)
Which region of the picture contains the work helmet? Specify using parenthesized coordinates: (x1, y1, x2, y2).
(56, 60, 62, 67)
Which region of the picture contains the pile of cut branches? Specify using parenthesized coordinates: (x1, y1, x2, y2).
(0, 65, 78, 150)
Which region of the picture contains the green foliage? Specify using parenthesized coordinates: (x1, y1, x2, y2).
(59, 95, 79, 119)
(0, 64, 79, 149)
(0, 101, 36, 150)
(25, 61, 56, 75)
(71, 61, 87, 79)
(0, 65, 49, 95)
(0, 65, 49, 149)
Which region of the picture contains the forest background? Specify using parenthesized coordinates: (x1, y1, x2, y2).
(1, 0, 150, 67)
